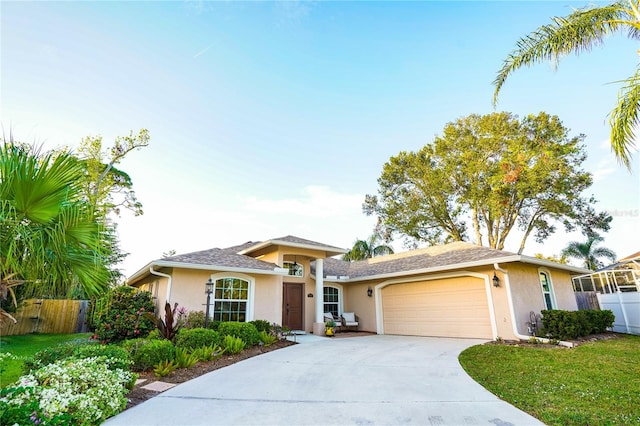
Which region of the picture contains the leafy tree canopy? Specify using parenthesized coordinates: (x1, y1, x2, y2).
(493, 0, 638, 168)
(363, 112, 611, 253)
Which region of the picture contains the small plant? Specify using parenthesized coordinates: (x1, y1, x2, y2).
(222, 335, 246, 354)
(527, 336, 542, 345)
(191, 344, 224, 362)
(153, 359, 178, 377)
(145, 302, 185, 342)
(495, 336, 504, 343)
(325, 320, 336, 328)
(174, 347, 199, 369)
(271, 323, 291, 339)
(258, 330, 278, 347)
(218, 322, 260, 346)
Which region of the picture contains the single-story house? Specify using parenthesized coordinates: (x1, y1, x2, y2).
(127, 235, 590, 340)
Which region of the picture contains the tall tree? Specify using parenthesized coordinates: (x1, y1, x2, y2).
(79, 129, 149, 217)
(343, 234, 394, 261)
(0, 142, 111, 321)
(364, 112, 611, 253)
(493, 0, 638, 168)
(562, 235, 617, 270)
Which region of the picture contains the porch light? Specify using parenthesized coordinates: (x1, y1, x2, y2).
(205, 278, 214, 327)
(492, 272, 500, 287)
(367, 286, 373, 297)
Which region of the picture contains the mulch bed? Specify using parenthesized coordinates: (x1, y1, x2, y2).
(486, 332, 622, 348)
(125, 339, 295, 410)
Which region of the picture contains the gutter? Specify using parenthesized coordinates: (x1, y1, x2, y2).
(150, 266, 172, 304)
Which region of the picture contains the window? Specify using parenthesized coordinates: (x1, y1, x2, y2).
(213, 277, 249, 322)
(323, 286, 340, 317)
(539, 271, 556, 310)
(283, 261, 303, 277)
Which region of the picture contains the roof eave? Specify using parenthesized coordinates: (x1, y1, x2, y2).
(238, 239, 347, 257)
(319, 255, 591, 283)
(126, 260, 289, 285)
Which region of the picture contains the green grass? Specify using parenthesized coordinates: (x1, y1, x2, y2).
(0, 333, 93, 387)
(459, 335, 640, 426)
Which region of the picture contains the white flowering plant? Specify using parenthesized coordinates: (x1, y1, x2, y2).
(0, 356, 135, 425)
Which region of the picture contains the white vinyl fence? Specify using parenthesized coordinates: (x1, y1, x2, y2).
(596, 292, 640, 335)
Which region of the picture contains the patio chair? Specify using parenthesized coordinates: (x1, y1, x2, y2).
(341, 312, 359, 332)
(324, 312, 343, 332)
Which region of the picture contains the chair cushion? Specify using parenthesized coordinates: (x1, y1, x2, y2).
(342, 312, 355, 322)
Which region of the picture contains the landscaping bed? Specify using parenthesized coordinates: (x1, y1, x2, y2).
(125, 339, 294, 409)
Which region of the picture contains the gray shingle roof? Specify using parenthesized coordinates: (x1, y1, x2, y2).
(317, 242, 516, 279)
(162, 248, 278, 271)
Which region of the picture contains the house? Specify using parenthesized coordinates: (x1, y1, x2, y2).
(127, 235, 590, 340)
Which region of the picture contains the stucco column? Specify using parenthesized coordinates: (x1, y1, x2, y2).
(313, 258, 325, 335)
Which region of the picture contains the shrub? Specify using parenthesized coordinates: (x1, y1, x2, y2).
(0, 357, 134, 425)
(121, 338, 175, 372)
(24, 340, 93, 371)
(541, 309, 615, 340)
(250, 319, 272, 334)
(73, 344, 132, 371)
(218, 322, 260, 346)
(222, 335, 245, 354)
(93, 286, 155, 344)
(258, 330, 278, 346)
(185, 311, 206, 329)
(583, 310, 616, 334)
(175, 328, 221, 350)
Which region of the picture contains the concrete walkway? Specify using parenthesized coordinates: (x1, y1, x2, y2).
(105, 335, 543, 425)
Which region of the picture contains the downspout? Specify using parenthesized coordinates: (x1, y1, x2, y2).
(150, 266, 172, 304)
(494, 262, 531, 341)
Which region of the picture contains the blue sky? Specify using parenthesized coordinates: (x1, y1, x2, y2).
(2, 1, 638, 278)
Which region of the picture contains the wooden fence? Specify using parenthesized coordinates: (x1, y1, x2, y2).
(1, 299, 89, 336)
(575, 291, 600, 310)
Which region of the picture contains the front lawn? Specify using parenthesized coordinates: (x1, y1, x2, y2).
(0, 332, 92, 387)
(459, 335, 640, 425)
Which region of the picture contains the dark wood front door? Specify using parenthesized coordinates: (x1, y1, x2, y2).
(283, 283, 303, 330)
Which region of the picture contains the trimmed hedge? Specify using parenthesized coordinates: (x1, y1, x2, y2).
(249, 320, 272, 334)
(218, 322, 260, 346)
(175, 328, 221, 350)
(73, 344, 132, 371)
(121, 338, 175, 372)
(541, 309, 615, 340)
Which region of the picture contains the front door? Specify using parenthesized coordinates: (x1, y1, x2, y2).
(283, 283, 303, 330)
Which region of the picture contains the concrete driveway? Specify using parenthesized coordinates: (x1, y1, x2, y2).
(105, 335, 543, 425)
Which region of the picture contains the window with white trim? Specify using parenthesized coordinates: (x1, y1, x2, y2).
(323, 286, 340, 317)
(283, 261, 303, 277)
(539, 270, 556, 310)
(213, 277, 249, 322)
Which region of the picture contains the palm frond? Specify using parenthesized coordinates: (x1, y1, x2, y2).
(609, 67, 640, 169)
(494, 1, 628, 105)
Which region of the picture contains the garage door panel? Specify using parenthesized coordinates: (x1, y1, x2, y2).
(382, 277, 492, 339)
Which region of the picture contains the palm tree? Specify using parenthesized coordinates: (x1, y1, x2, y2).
(561, 236, 617, 270)
(493, 0, 639, 168)
(342, 234, 394, 261)
(0, 142, 111, 322)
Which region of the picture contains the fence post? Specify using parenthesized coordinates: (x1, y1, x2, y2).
(617, 290, 631, 334)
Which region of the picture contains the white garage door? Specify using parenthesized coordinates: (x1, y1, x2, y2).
(381, 277, 493, 338)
